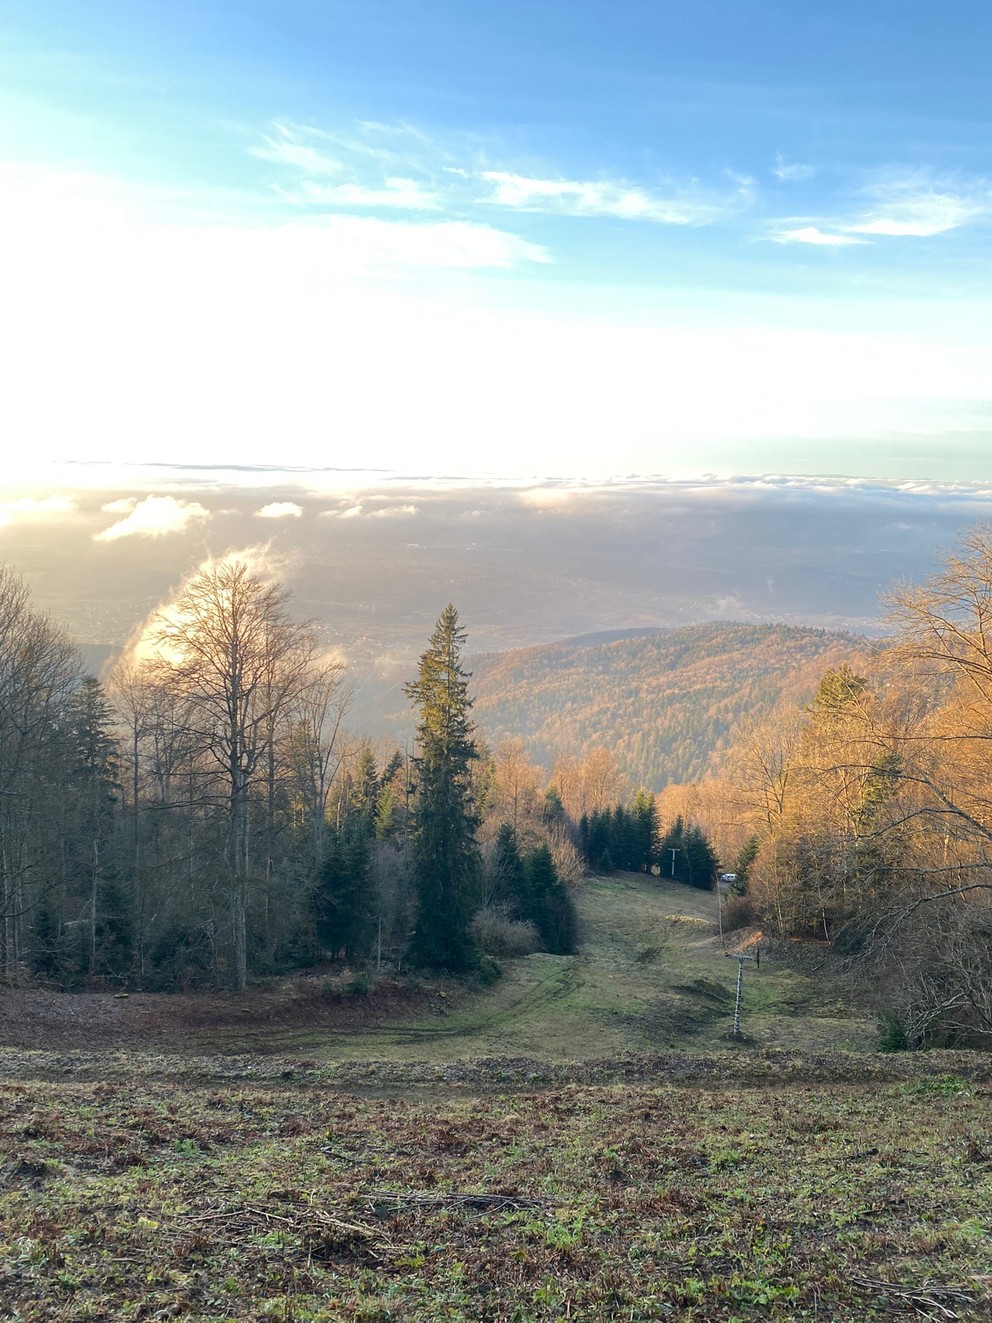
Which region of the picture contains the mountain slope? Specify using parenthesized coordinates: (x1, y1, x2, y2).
(469, 622, 870, 789)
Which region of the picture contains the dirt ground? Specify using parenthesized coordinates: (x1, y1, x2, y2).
(0, 975, 448, 1054)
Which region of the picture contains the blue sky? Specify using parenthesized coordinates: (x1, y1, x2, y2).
(4, 1, 992, 486)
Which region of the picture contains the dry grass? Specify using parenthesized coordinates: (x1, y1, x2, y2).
(1, 1064, 990, 1320)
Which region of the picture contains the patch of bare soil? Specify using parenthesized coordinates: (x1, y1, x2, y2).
(0, 976, 452, 1053)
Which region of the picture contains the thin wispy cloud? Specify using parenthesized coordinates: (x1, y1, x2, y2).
(251, 122, 342, 175)
(768, 173, 992, 249)
(845, 178, 989, 237)
(94, 495, 210, 542)
(772, 225, 866, 247)
(772, 155, 815, 182)
(248, 118, 990, 266)
(251, 120, 753, 231)
(290, 178, 440, 210)
(479, 170, 744, 225)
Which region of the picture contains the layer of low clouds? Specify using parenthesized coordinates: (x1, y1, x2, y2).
(11, 472, 992, 673)
(0, 494, 74, 525)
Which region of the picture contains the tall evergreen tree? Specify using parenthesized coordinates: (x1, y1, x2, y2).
(404, 605, 480, 971)
(543, 785, 566, 827)
(630, 788, 659, 873)
(349, 748, 381, 834)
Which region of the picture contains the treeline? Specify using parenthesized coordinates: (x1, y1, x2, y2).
(578, 797, 718, 888)
(0, 565, 606, 992)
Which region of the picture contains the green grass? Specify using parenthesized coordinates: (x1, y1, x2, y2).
(186, 872, 871, 1063)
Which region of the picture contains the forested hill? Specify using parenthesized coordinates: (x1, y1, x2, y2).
(470, 622, 870, 789)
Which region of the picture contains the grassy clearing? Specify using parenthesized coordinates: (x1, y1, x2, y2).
(3, 875, 985, 1319)
(1, 1066, 990, 1321)
(185, 872, 870, 1063)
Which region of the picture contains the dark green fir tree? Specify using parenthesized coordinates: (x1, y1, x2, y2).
(404, 605, 480, 972)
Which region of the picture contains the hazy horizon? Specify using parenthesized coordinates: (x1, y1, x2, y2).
(4, 470, 990, 701)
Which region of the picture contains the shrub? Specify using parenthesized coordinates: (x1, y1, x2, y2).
(877, 1009, 910, 1052)
(470, 906, 540, 958)
(475, 954, 504, 986)
(721, 893, 755, 932)
(320, 970, 371, 1000)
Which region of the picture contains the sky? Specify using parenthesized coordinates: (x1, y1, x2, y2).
(4, 2, 992, 486)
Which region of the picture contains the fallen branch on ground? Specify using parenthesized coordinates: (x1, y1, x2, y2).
(363, 1189, 547, 1212)
(850, 1275, 981, 1321)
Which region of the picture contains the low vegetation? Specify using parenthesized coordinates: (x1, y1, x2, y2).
(2, 1056, 991, 1321)
(1, 874, 990, 1320)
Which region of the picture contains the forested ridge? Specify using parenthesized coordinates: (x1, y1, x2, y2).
(471, 621, 870, 788)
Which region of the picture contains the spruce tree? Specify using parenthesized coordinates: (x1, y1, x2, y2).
(492, 822, 529, 916)
(315, 819, 374, 961)
(404, 605, 480, 972)
(524, 843, 578, 954)
(630, 788, 659, 873)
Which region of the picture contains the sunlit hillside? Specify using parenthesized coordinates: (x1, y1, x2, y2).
(471, 622, 871, 788)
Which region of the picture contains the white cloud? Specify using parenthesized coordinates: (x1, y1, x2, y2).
(772, 225, 867, 247)
(94, 495, 209, 541)
(313, 214, 549, 268)
(772, 155, 815, 182)
(101, 497, 137, 513)
(293, 178, 439, 211)
(480, 171, 738, 225)
(517, 487, 574, 511)
(118, 544, 295, 668)
(320, 503, 365, 519)
(255, 501, 303, 519)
